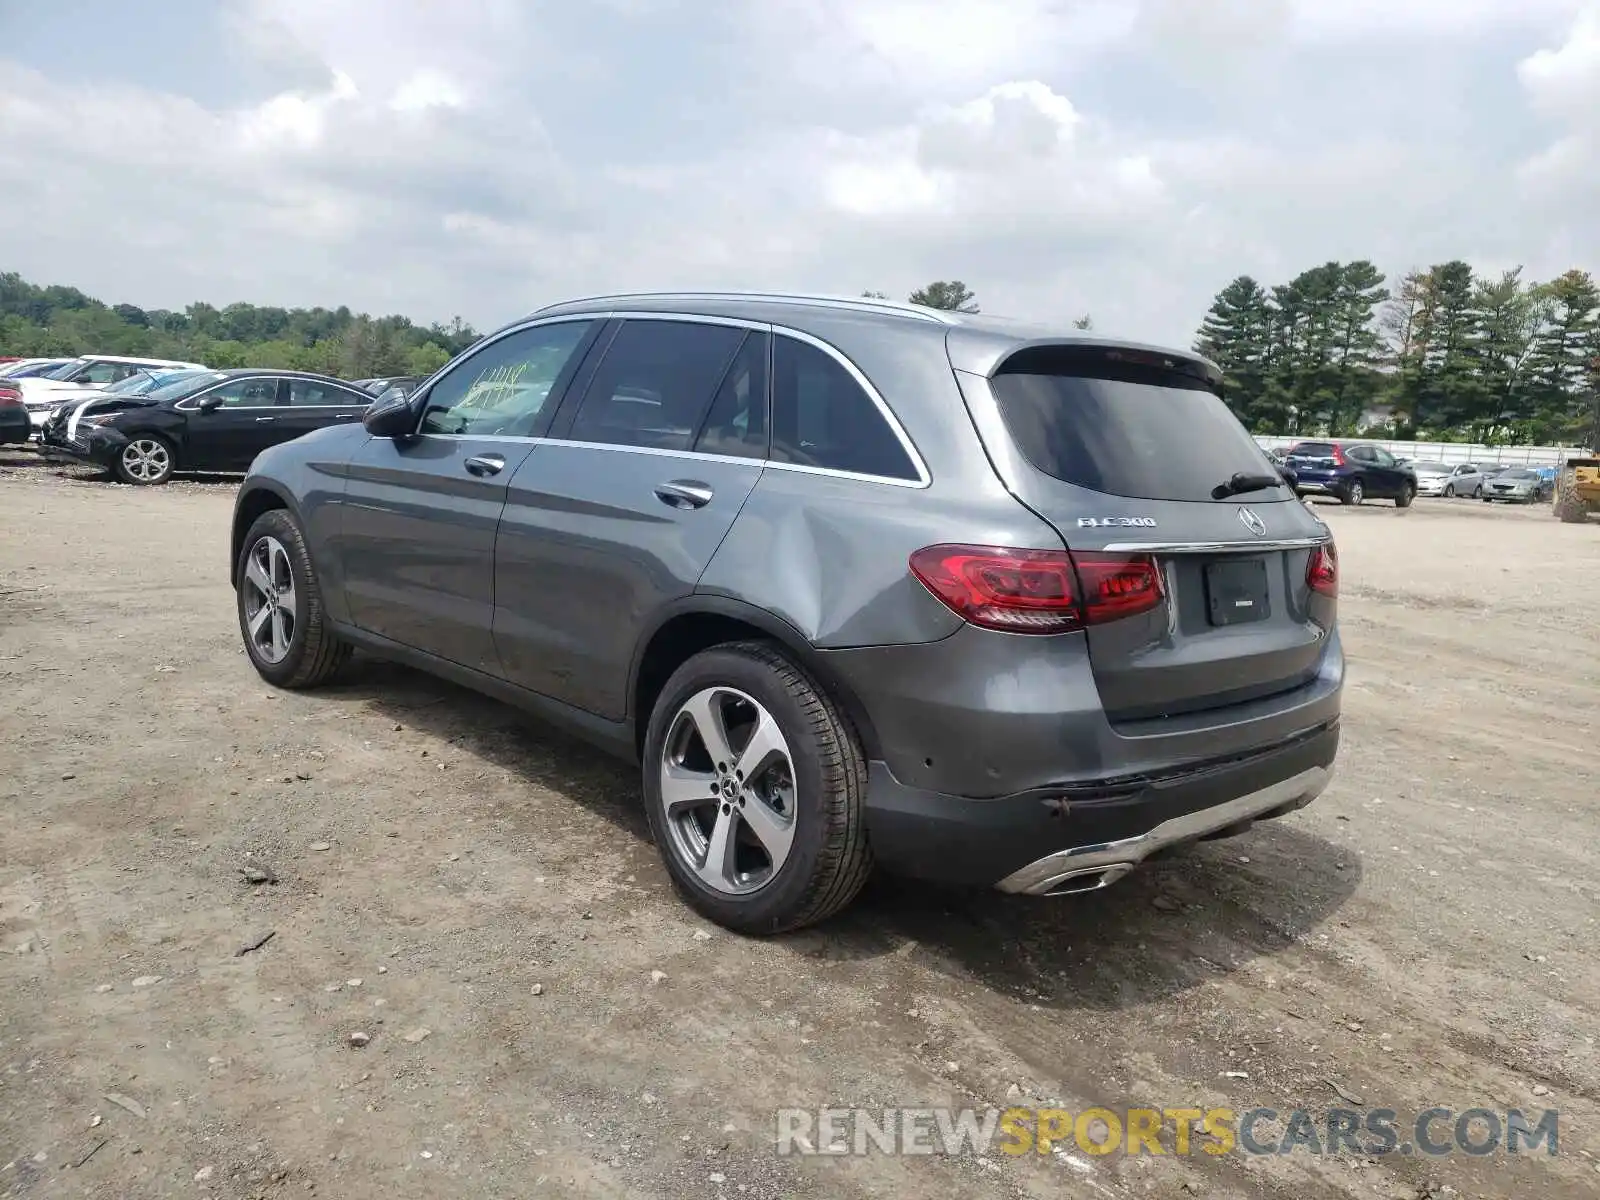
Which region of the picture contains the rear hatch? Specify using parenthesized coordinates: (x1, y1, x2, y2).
(1283, 441, 1344, 488)
(968, 344, 1334, 723)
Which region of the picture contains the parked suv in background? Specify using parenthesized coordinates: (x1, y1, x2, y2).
(1284, 440, 1416, 506)
(231, 293, 1343, 933)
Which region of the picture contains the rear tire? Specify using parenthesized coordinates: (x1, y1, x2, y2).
(641, 641, 873, 934)
(1341, 480, 1364, 506)
(1472, 485, 1483, 498)
(236, 508, 351, 688)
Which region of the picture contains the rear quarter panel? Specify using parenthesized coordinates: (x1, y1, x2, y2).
(697, 319, 1059, 647)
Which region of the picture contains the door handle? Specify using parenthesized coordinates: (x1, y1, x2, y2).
(254, 416, 276, 423)
(653, 480, 714, 510)
(464, 453, 506, 477)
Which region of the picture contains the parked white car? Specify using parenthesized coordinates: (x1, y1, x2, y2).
(16, 355, 207, 430)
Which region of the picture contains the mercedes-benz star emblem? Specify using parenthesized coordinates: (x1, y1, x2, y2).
(1237, 506, 1267, 537)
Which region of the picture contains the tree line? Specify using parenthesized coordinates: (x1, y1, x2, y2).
(0, 272, 478, 380)
(11, 263, 1591, 446)
(1195, 262, 1600, 445)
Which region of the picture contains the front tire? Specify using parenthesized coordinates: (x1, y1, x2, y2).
(113, 435, 176, 486)
(1395, 483, 1415, 508)
(235, 509, 351, 688)
(1341, 479, 1364, 506)
(642, 642, 873, 934)
(1443, 484, 1455, 497)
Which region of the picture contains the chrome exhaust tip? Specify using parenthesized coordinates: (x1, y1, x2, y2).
(1039, 863, 1135, 896)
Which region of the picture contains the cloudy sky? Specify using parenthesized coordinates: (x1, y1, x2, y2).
(2, 0, 1596, 344)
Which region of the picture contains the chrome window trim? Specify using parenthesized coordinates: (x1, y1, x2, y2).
(402, 435, 921, 489)
(410, 311, 932, 489)
(1100, 536, 1329, 554)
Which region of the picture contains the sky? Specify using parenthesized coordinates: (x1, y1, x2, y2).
(1, 0, 1597, 346)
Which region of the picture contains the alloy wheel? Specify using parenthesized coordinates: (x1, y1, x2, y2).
(659, 686, 797, 896)
(121, 438, 170, 482)
(241, 535, 297, 664)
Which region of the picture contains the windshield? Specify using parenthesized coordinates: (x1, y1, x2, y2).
(1411, 461, 1449, 472)
(145, 371, 229, 404)
(104, 372, 156, 394)
(111, 368, 208, 396)
(1506, 470, 1539, 480)
(990, 353, 1289, 503)
(42, 359, 89, 380)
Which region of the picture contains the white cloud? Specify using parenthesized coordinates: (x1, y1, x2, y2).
(1519, 6, 1600, 119)
(1290, 0, 1587, 39)
(1516, 5, 1600, 253)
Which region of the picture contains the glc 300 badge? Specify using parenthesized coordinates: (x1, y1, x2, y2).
(1076, 516, 1157, 528)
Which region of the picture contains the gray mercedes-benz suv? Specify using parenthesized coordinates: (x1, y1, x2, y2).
(231, 292, 1341, 933)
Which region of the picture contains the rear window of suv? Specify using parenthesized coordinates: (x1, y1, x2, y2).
(989, 347, 1289, 503)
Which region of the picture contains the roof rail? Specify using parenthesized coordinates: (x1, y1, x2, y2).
(530, 291, 959, 326)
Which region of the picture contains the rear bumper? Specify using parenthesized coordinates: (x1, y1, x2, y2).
(863, 720, 1339, 890)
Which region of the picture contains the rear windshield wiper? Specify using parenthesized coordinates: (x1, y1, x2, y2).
(1212, 471, 1284, 499)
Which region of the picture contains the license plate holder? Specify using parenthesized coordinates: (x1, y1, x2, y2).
(1204, 558, 1270, 627)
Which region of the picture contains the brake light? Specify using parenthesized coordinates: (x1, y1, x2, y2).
(1307, 542, 1338, 597)
(0, 386, 21, 408)
(1329, 444, 1347, 465)
(908, 545, 1163, 633)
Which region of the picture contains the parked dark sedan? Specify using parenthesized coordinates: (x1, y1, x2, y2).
(0, 379, 29, 444)
(1283, 440, 1416, 507)
(41, 369, 374, 485)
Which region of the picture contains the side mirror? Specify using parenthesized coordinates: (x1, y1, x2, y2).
(197, 394, 223, 413)
(363, 391, 417, 438)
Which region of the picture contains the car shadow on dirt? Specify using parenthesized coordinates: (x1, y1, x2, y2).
(322, 655, 1361, 1012)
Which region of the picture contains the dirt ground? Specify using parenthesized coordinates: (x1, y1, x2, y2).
(2, 449, 1598, 1200)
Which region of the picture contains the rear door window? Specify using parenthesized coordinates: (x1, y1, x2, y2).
(769, 335, 918, 481)
(288, 379, 366, 407)
(567, 319, 745, 452)
(989, 348, 1288, 503)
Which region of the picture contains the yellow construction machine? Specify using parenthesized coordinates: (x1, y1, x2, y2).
(1554, 382, 1600, 524)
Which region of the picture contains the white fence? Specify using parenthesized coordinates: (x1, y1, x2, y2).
(1253, 437, 1579, 468)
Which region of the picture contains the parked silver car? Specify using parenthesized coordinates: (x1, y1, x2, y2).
(1483, 469, 1548, 503)
(1412, 461, 1487, 498)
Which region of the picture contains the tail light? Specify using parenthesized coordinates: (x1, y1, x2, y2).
(1307, 542, 1338, 597)
(908, 544, 1164, 634)
(1329, 444, 1347, 465)
(0, 386, 22, 408)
